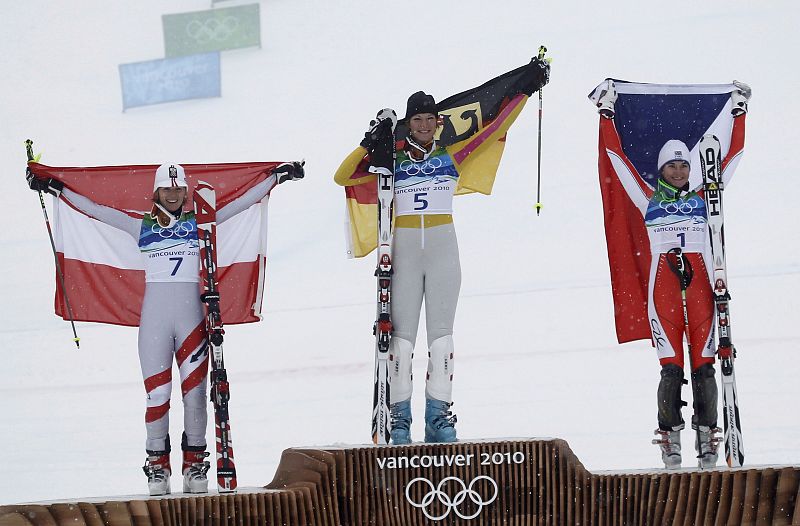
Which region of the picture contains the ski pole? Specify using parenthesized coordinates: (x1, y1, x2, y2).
(534, 45, 546, 215)
(25, 139, 80, 349)
(666, 247, 704, 464)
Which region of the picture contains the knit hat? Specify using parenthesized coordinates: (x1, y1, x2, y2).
(657, 140, 691, 172)
(404, 91, 438, 120)
(153, 163, 188, 191)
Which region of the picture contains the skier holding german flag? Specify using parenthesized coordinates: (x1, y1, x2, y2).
(334, 54, 550, 445)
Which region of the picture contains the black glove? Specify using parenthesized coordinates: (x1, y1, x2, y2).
(368, 121, 395, 173)
(26, 168, 63, 197)
(517, 57, 550, 96)
(273, 161, 305, 184)
(360, 108, 397, 150)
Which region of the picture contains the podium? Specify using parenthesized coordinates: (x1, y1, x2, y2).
(2, 438, 799, 525)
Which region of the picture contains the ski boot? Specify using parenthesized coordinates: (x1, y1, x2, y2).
(652, 429, 681, 470)
(143, 450, 171, 496)
(389, 399, 412, 445)
(424, 398, 457, 443)
(182, 449, 211, 493)
(695, 425, 721, 469)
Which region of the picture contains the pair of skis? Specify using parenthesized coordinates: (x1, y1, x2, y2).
(194, 183, 237, 491)
(699, 134, 745, 468)
(369, 110, 398, 445)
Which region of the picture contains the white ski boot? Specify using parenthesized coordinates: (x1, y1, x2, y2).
(182, 449, 211, 494)
(653, 429, 681, 470)
(695, 426, 721, 469)
(143, 452, 171, 496)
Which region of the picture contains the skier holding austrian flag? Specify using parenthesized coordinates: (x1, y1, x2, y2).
(27, 160, 303, 495)
(335, 57, 549, 445)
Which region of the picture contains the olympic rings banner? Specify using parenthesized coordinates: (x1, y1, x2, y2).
(162, 4, 261, 57)
(119, 52, 221, 110)
(588, 80, 746, 344)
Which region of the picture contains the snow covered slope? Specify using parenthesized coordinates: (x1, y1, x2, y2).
(1, 0, 798, 504)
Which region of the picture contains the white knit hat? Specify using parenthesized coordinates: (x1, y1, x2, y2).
(153, 163, 187, 191)
(657, 140, 690, 172)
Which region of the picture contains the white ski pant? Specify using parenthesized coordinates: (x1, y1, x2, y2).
(389, 222, 460, 404)
(139, 282, 208, 452)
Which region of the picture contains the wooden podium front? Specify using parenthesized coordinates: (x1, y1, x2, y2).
(2, 439, 799, 525)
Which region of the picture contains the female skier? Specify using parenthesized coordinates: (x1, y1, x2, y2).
(27, 161, 303, 494)
(334, 61, 547, 445)
(593, 80, 750, 468)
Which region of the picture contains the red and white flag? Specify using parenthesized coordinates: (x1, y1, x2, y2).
(29, 161, 283, 326)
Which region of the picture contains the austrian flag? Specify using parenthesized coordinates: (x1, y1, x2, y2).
(28, 161, 284, 327)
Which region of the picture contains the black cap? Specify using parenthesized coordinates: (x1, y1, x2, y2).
(405, 91, 438, 120)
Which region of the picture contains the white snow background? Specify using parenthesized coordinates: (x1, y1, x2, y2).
(1, 0, 798, 504)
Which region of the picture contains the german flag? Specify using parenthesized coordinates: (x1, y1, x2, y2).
(339, 57, 549, 258)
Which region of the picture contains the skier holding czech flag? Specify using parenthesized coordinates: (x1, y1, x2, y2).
(590, 79, 750, 469)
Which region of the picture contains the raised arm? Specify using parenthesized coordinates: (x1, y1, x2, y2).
(600, 117, 652, 215)
(333, 146, 376, 187)
(217, 162, 303, 224)
(591, 81, 653, 214)
(721, 83, 750, 186)
(26, 168, 142, 238)
(60, 188, 142, 239)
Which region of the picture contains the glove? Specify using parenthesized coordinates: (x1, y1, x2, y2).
(273, 161, 305, 184)
(731, 80, 751, 116)
(367, 120, 395, 175)
(26, 168, 63, 197)
(360, 108, 397, 150)
(517, 57, 550, 96)
(590, 79, 617, 119)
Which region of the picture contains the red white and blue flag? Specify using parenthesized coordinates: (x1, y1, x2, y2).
(589, 80, 746, 344)
(28, 162, 282, 327)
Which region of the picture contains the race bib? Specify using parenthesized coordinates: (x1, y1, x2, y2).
(645, 195, 708, 254)
(394, 152, 459, 216)
(139, 215, 200, 282)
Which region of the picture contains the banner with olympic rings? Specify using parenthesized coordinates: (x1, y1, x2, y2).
(162, 4, 261, 57)
(119, 52, 221, 110)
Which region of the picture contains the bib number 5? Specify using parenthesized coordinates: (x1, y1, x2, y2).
(413, 192, 429, 211)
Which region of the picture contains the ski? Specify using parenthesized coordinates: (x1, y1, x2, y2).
(194, 182, 238, 491)
(700, 133, 744, 467)
(370, 109, 398, 445)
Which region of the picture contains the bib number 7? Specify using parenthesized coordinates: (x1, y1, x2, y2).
(169, 257, 183, 276)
